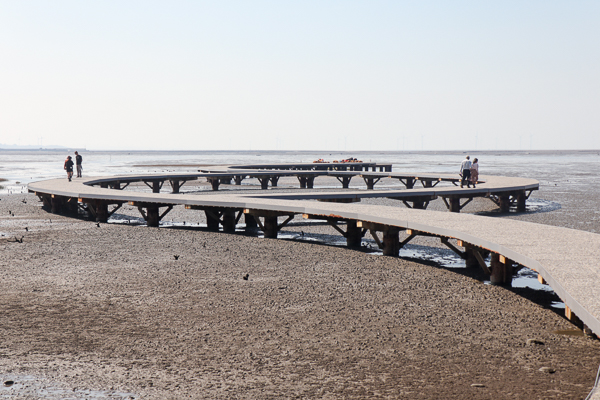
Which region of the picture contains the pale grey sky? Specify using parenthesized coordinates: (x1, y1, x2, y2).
(1, 1, 598, 151)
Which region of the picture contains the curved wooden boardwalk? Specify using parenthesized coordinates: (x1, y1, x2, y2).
(28, 167, 600, 345)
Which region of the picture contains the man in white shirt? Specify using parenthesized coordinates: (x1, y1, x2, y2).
(460, 156, 472, 188)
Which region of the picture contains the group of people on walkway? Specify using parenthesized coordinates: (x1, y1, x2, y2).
(460, 155, 478, 188)
(64, 151, 83, 181)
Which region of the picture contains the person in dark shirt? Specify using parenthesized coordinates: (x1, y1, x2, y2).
(74, 151, 83, 178)
(459, 155, 472, 188)
(64, 156, 74, 182)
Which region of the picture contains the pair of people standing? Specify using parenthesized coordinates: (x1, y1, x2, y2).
(459, 155, 479, 188)
(64, 151, 83, 181)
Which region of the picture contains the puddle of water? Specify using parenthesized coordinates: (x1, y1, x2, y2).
(0, 182, 29, 196)
(524, 199, 562, 213)
(0, 375, 136, 399)
(550, 301, 566, 309)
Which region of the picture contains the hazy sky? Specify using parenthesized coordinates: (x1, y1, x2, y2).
(1, 1, 598, 151)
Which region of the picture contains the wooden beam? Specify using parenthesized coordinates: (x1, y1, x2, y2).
(277, 215, 295, 230)
(441, 238, 465, 258)
(473, 249, 491, 275)
(107, 203, 123, 218)
(358, 221, 393, 231)
(369, 229, 383, 249)
(244, 209, 296, 218)
(459, 198, 473, 210)
(159, 205, 173, 221)
(398, 234, 416, 249)
(327, 221, 347, 237)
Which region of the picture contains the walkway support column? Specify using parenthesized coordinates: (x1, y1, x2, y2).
(346, 220, 362, 248)
(358, 221, 400, 257)
(130, 202, 173, 228)
(208, 178, 220, 191)
(50, 195, 63, 214)
(205, 210, 220, 230)
(263, 216, 278, 238)
(449, 198, 460, 213)
(146, 206, 160, 227)
(499, 195, 511, 212)
(244, 214, 258, 232)
(222, 209, 236, 233)
(95, 201, 109, 223)
(516, 191, 527, 212)
(298, 176, 308, 189)
(244, 209, 295, 239)
(382, 227, 400, 256)
(490, 253, 513, 285)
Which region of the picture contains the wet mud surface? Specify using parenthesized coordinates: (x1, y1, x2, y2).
(1, 191, 600, 399)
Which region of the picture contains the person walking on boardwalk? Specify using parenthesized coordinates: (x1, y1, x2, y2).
(459, 155, 472, 188)
(74, 151, 83, 178)
(64, 156, 74, 182)
(469, 158, 479, 188)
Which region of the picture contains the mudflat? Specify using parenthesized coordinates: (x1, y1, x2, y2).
(1, 192, 599, 399)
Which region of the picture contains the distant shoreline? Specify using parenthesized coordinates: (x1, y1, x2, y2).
(2, 148, 600, 155)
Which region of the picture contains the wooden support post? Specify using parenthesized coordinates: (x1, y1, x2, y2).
(263, 216, 278, 238)
(490, 254, 513, 285)
(50, 196, 62, 214)
(499, 195, 511, 212)
(517, 191, 527, 212)
(270, 176, 279, 187)
(222, 209, 236, 233)
(464, 247, 479, 268)
(364, 177, 380, 190)
(244, 213, 258, 232)
(449, 198, 461, 213)
(234, 176, 244, 185)
(209, 179, 220, 191)
(111, 182, 121, 190)
(306, 176, 315, 189)
(205, 210, 220, 230)
(412, 200, 425, 209)
(336, 176, 352, 188)
(41, 195, 52, 211)
(146, 206, 160, 227)
(220, 177, 232, 185)
(422, 180, 433, 188)
(66, 198, 79, 216)
(259, 178, 269, 190)
(538, 274, 546, 285)
(405, 178, 415, 189)
(298, 176, 307, 189)
(96, 202, 109, 223)
(346, 220, 362, 248)
(382, 228, 400, 257)
(170, 180, 181, 193)
(152, 181, 161, 193)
